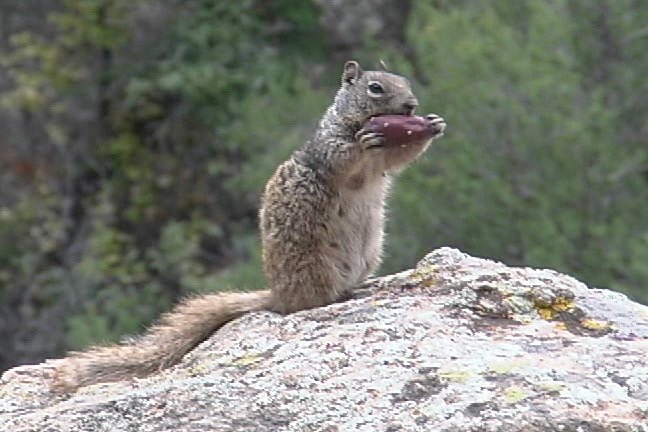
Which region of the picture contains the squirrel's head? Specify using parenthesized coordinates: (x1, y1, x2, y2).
(333, 60, 419, 127)
(300, 60, 433, 180)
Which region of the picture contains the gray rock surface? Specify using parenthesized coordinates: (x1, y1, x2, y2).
(1, 248, 647, 431)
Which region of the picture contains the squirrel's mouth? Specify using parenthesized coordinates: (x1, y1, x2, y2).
(358, 106, 417, 134)
(365, 106, 416, 123)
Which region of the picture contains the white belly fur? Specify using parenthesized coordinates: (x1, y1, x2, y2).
(330, 175, 391, 287)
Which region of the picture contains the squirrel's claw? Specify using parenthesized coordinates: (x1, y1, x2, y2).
(356, 130, 386, 149)
(426, 113, 447, 138)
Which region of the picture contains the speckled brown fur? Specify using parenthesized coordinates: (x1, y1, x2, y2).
(51, 61, 446, 392)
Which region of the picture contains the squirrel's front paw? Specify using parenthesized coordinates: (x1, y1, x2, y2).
(355, 129, 386, 149)
(426, 113, 447, 138)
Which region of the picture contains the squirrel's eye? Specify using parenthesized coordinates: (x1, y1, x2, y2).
(368, 82, 384, 94)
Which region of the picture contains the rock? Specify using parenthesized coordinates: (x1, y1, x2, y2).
(1, 248, 647, 431)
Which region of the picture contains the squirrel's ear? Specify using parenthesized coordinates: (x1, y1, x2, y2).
(342, 60, 363, 85)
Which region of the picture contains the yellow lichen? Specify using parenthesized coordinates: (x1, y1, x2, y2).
(552, 297, 574, 312)
(537, 307, 556, 320)
(371, 299, 389, 307)
(410, 265, 436, 281)
(186, 362, 213, 376)
(232, 353, 262, 366)
(554, 322, 567, 331)
(438, 370, 472, 383)
(504, 386, 529, 404)
(535, 296, 574, 321)
(580, 318, 612, 331)
(538, 381, 566, 393)
(489, 359, 530, 374)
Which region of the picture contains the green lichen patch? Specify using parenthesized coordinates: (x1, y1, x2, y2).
(232, 353, 263, 366)
(438, 370, 473, 383)
(503, 385, 530, 404)
(488, 359, 532, 375)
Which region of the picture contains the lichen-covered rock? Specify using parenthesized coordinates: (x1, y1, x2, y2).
(1, 248, 647, 431)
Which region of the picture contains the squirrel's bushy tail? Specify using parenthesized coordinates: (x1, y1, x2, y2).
(51, 290, 272, 392)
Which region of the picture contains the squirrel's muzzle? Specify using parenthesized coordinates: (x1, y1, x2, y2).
(402, 97, 419, 115)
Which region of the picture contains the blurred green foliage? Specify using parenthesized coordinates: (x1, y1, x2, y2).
(0, 0, 645, 370)
(387, 0, 647, 303)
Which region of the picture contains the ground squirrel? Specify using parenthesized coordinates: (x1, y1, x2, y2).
(51, 60, 446, 391)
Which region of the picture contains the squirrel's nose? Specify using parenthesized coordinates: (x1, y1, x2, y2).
(402, 98, 419, 114)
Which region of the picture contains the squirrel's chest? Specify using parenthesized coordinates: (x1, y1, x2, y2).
(328, 177, 390, 282)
